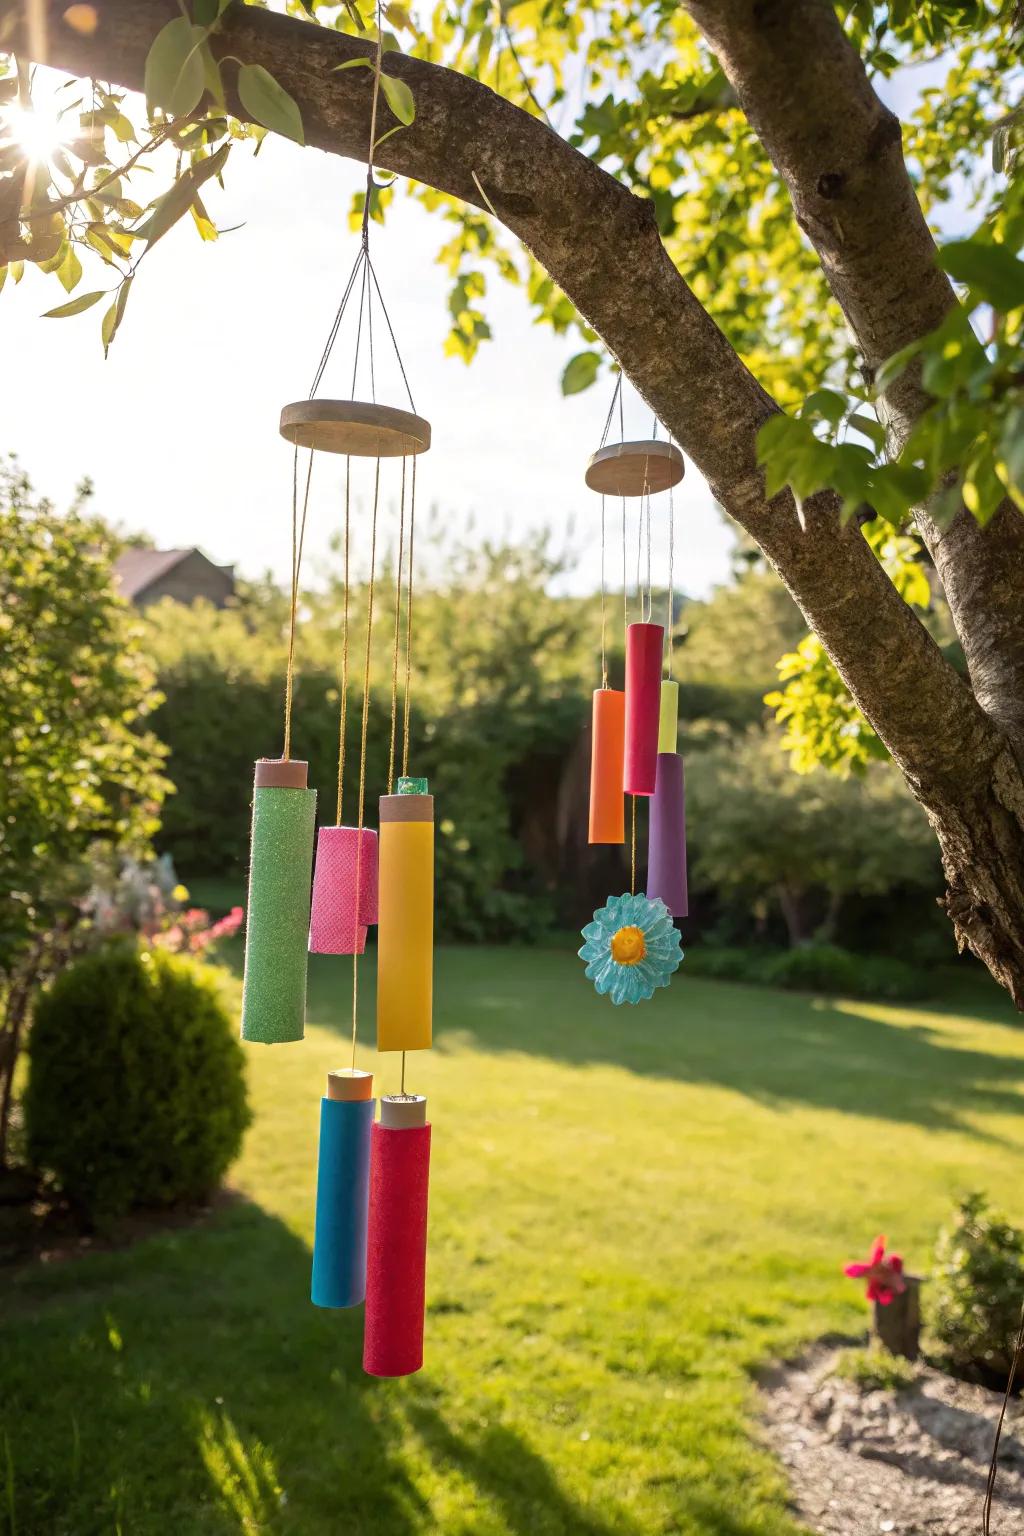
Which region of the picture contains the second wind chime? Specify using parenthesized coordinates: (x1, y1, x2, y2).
(238, 24, 434, 1379)
(579, 376, 688, 1005)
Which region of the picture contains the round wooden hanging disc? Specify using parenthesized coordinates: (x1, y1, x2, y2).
(585, 439, 684, 497)
(279, 400, 431, 458)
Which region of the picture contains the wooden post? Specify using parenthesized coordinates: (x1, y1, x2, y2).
(873, 1275, 921, 1360)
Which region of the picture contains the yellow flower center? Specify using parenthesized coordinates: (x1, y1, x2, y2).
(610, 925, 646, 966)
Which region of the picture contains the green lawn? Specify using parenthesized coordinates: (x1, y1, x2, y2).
(3, 946, 1024, 1535)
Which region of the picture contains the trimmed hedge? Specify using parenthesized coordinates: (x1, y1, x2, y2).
(683, 942, 928, 1001)
(26, 944, 250, 1223)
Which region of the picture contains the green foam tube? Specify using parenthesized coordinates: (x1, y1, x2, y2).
(241, 758, 317, 1044)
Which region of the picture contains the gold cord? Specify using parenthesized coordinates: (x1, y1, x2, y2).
(600, 493, 607, 689)
(621, 496, 628, 633)
(283, 447, 313, 760)
(350, 456, 381, 1071)
(401, 455, 417, 778)
(666, 479, 675, 680)
(631, 797, 636, 895)
(335, 456, 352, 823)
(387, 455, 407, 794)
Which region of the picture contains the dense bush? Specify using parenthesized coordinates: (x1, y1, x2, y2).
(683, 943, 927, 1001)
(26, 944, 250, 1223)
(930, 1193, 1024, 1387)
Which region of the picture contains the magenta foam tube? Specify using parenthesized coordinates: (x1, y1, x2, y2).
(309, 826, 378, 955)
(647, 752, 688, 917)
(624, 622, 664, 795)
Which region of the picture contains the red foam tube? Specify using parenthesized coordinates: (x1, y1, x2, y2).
(624, 622, 665, 795)
(363, 1121, 431, 1378)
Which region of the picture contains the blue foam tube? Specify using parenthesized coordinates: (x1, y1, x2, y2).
(311, 1096, 374, 1308)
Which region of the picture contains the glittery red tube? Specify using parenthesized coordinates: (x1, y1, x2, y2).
(624, 622, 664, 795)
(363, 1121, 431, 1378)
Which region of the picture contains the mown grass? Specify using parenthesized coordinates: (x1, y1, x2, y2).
(2, 943, 1023, 1535)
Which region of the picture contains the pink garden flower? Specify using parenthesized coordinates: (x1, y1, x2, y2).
(844, 1235, 906, 1305)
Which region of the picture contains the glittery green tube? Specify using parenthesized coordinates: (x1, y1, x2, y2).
(241, 776, 317, 1044)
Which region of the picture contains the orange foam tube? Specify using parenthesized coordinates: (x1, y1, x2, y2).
(589, 688, 625, 844)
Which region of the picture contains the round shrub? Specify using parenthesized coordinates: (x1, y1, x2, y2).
(26, 943, 251, 1223)
(930, 1193, 1024, 1388)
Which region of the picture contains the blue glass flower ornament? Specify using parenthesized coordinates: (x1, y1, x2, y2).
(578, 892, 682, 1005)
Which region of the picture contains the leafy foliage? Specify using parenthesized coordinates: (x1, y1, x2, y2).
(687, 729, 939, 944)
(25, 942, 250, 1223)
(765, 524, 938, 775)
(930, 1192, 1024, 1387)
(0, 461, 170, 974)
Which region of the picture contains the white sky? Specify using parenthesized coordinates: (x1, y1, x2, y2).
(1, 80, 732, 599)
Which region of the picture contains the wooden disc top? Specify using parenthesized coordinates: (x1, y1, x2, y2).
(585, 439, 684, 497)
(280, 400, 431, 458)
(254, 757, 308, 789)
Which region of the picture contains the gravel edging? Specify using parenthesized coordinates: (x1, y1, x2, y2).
(759, 1344, 1024, 1534)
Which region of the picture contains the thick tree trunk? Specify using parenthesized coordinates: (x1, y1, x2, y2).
(685, 0, 1024, 758)
(14, 0, 1024, 1003)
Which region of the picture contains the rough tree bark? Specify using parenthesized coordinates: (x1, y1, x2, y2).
(13, 0, 1024, 1002)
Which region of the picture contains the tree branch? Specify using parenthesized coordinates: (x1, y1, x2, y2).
(685, 0, 1024, 754)
(14, 0, 1004, 801)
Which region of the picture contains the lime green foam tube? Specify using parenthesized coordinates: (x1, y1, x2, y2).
(241, 758, 317, 1044)
(658, 680, 679, 755)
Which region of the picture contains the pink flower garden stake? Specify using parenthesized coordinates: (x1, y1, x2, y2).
(844, 1235, 907, 1306)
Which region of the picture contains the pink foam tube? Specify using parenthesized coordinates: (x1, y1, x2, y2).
(624, 623, 665, 796)
(309, 826, 378, 955)
(647, 752, 688, 917)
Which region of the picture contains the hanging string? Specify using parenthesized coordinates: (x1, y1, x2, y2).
(599, 370, 623, 449)
(646, 490, 653, 623)
(350, 456, 381, 1071)
(635, 489, 644, 619)
(361, 0, 384, 251)
(401, 456, 417, 777)
(983, 1297, 1024, 1534)
(335, 457, 352, 823)
(621, 495, 628, 632)
(630, 797, 637, 895)
(665, 477, 675, 680)
(387, 456, 407, 794)
(283, 445, 313, 761)
(599, 494, 608, 689)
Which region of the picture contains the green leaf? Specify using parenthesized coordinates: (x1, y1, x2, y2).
(333, 57, 373, 71)
(236, 64, 304, 144)
(561, 351, 601, 396)
(101, 277, 133, 357)
(42, 291, 105, 318)
(379, 72, 415, 126)
(939, 239, 1024, 313)
(58, 245, 83, 294)
(136, 142, 229, 248)
(193, 0, 233, 22)
(873, 339, 923, 396)
(144, 17, 207, 119)
(202, 44, 227, 111)
(846, 412, 887, 451)
(800, 388, 847, 427)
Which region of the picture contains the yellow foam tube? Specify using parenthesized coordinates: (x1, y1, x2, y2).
(658, 680, 679, 755)
(377, 796, 433, 1051)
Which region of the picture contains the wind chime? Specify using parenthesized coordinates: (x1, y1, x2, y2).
(239, 21, 434, 1379)
(578, 375, 686, 1004)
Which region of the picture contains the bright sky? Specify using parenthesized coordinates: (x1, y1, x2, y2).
(2, 72, 733, 600)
